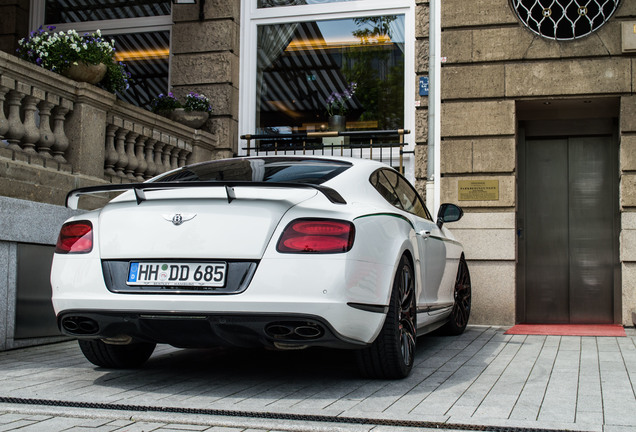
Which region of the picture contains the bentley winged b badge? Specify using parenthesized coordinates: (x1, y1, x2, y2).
(162, 213, 197, 226)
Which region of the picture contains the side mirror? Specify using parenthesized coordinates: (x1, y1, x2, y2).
(437, 203, 463, 228)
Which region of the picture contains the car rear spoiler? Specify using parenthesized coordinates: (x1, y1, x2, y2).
(65, 181, 347, 209)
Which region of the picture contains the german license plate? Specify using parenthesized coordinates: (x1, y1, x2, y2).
(127, 262, 227, 287)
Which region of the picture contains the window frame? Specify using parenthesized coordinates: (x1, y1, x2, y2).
(239, 0, 416, 179)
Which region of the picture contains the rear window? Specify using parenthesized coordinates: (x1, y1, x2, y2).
(154, 158, 352, 185)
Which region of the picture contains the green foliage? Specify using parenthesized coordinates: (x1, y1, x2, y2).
(16, 26, 130, 94)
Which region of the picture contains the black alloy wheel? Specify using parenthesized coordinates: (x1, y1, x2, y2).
(356, 254, 417, 379)
(441, 255, 471, 335)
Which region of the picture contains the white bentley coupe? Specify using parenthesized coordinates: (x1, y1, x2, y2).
(51, 156, 471, 378)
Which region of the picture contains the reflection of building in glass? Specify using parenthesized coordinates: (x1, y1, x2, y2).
(257, 18, 404, 133)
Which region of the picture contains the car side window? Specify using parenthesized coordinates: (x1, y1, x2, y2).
(370, 170, 403, 210)
(370, 169, 432, 220)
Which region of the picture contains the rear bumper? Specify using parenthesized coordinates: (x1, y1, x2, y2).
(57, 310, 369, 350)
(52, 255, 393, 345)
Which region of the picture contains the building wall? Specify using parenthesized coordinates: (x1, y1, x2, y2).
(172, 1, 241, 155)
(414, 0, 430, 197)
(440, 0, 636, 326)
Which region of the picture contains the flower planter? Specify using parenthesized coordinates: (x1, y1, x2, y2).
(62, 62, 107, 84)
(170, 108, 209, 129)
(328, 115, 346, 132)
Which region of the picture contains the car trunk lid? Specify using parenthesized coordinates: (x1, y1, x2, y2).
(98, 187, 316, 259)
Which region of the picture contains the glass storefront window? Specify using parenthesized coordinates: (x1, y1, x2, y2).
(41, 0, 171, 110)
(111, 31, 170, 109)
(256, 15, 405, 134)
(258, 0, 355, 8)
(44, 0, 170, 23)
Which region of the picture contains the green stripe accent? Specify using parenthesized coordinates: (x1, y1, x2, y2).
(354, 213, 414, 229)
(430, 235, 462, 247)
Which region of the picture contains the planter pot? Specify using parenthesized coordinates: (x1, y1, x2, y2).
(328, 115, 346, 132)
(62, 62, 107, 84)
(170, 108, 209, 129)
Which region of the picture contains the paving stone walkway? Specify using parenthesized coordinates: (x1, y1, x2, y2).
(0, 326, 634, 432)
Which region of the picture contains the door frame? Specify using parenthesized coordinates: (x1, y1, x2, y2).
(516, 117, 621, 324)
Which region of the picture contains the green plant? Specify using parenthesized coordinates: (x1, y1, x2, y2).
(183, 92, 212, 113)
(150, 92, 182, 113)
(16, 26, 129, 93)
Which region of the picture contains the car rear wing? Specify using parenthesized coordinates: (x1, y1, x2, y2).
(65, 181, 347, 209)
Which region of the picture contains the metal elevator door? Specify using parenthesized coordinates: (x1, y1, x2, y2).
(521, 136, 616, 323)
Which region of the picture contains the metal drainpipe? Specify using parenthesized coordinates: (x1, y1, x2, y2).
(426, 0, 441, 215)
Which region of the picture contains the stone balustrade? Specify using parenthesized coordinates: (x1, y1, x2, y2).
(0, 50, 231, 207)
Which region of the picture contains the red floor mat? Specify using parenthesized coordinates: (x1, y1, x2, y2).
(505, 324, 626, 337)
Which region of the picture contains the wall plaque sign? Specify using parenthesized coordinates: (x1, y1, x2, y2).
(458, 180, 499, 201)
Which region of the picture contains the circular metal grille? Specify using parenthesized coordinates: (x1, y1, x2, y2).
(511, 0, 621, 40)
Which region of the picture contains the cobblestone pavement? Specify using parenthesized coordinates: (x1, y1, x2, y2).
(0, 326, 634, 432)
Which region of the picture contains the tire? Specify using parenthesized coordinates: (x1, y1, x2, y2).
(441, 255, 471, 336)
(356, 255, 417, 379)
(78, 339, 156, 369)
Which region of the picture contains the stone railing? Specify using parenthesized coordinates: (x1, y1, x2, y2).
(0, 50, 232, 207)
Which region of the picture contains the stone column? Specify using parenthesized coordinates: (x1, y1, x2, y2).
(63, 84, 115, 178)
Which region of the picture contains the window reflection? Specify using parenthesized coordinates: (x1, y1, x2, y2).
(111, 32, 170, 109)
(256, 15, 405, 134)
(258, 0, 354, 8)
(45, 0, 170, 23)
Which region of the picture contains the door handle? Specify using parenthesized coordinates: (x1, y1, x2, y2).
(417, 230, 431, 238)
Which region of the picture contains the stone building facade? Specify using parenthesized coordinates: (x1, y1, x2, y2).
(440, 0, 635, 326)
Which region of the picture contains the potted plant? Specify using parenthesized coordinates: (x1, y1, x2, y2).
(326, 82, 357, 132)
(16, 26, 130, 93)
(169, 92, 212, 129)
(150, 92, 182, 118)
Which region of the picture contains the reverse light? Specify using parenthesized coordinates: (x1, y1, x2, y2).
(55, 221, 93, 254)
(277, 219, 355, 253)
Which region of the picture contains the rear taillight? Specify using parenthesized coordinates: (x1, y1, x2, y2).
(277, 219, 355, 253)
(55, 221, 93, 254)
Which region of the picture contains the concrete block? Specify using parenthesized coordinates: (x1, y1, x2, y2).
(172, 0, 239, 22)
(620, 228, 636, 261)
(414, 143, 427, 179)
(616, 2, 636, 18)
(442, 64, 505, 100)
(441, 30, 472, 64)
(442, 0, 519, 28)
(473, 137, 515, 173)
(453, 228, 516, 261)
(621, 96, 636, 133)
(621, 211, 636, 230)
(621, 263, 636, 327)
(441, 100, 515, 137)
(472, 27, 535, 63)
(171, 52, 237, 86)
(621, 174, 636, 207)
(441, 174, 515, 208)
(415, 39, 429, 73)
(415, 108, 428, 143)
(172, 20, 238, 54)
(451, 211, 516, 230)
(415, 3, 430, 38)
(441, 139, 472, 174)
(466, 260, 516, 326)
(621, 135, 636, 171)
(505, 58, 632, 98)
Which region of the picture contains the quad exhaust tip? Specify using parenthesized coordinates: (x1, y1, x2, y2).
(61, 316, 99, 335)
(265, 322, 324, 340)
